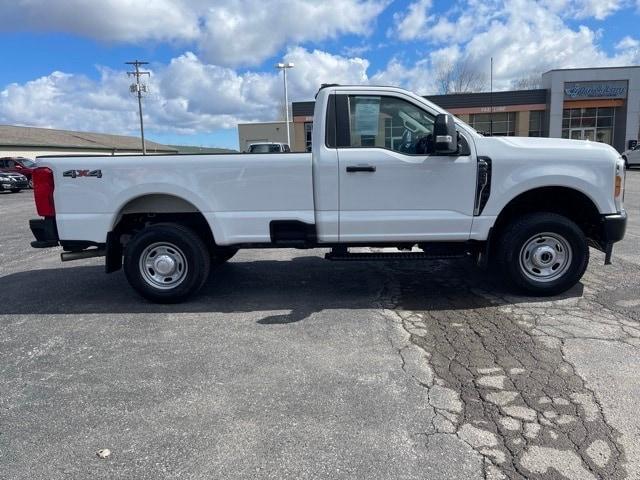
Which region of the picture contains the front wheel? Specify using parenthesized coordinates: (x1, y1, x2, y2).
(124, 224, 211, 303)
(10, 189, 21, 193)
(497, 213, 589, 296)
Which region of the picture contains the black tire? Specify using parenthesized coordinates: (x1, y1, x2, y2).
(623, 156, 628, 170)
(497, 212, 589, 296)
(124, 223, 210, 303)
(10, 189, 21, 193)
(211, 247, 238, 265)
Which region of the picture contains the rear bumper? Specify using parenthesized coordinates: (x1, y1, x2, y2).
(30, 217, 59, 248)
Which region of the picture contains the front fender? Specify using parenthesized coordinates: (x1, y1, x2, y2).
(484, 163, 616, 217)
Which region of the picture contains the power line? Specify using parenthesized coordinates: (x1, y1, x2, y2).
(126, 60, 150, 155)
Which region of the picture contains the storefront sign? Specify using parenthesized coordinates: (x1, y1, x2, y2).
(479, 106, 506, 113)
(564, 81, 627, 100)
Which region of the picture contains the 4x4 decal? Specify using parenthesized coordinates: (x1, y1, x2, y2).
(63, 169, 102, 179)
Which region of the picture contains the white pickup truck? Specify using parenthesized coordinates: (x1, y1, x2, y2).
(29, 85, 627, 303)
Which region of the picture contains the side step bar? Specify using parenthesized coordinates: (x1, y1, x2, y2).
(61, 248, 106, 262)
(324, 248, 468, 261)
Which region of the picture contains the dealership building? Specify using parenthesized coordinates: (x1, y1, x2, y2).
(238, 66, 640, 153)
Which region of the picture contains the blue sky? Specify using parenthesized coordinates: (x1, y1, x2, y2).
(0, 0, 638, 149)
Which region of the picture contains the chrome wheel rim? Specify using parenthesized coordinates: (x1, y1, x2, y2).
(139, 242, 188, 290)
(519, 233, 572, 283)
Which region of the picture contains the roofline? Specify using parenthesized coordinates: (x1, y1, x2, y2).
(237, 120, 291, 125)
(543, 66, 640, 74)
(426, 88, 547, 98)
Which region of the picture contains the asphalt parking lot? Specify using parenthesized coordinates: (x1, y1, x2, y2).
(1, 171, 639, 480)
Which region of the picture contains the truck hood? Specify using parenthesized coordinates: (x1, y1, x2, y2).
(473, 135, 621, 165)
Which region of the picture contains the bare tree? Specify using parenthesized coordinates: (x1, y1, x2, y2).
(435, 58, 487, 94)
(510, 73, 543, 90)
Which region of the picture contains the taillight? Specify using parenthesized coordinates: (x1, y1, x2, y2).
(33, 167, 55, 217)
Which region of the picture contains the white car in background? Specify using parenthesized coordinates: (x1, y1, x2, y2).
(247, 142, 291, 153)
(622, 143, 640, 168)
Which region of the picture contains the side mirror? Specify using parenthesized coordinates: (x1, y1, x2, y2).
(433, 114, 458, 155)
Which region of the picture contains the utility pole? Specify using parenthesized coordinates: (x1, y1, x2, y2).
(276, 62, 294, 147)
(126, 60, 150, 155)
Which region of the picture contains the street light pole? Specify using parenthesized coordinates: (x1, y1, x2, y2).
(276, 62, 294, 147)
(126, 60, 150, 155)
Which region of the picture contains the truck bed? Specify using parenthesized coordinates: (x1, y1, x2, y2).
(37, 153, 314, 245)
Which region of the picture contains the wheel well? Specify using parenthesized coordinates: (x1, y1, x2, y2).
(107, 195, 216, 272)
(491, 187, 602, 246)
(117, 194, 199, 216)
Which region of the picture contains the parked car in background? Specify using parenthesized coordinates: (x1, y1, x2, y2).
(0, 157, 37, 187)
(622, 143, 640, 168)
(247, 142, 291, 153)
(0, 171, 29, 193)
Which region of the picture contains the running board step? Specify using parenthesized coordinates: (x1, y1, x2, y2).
(325, 249, 468, 261)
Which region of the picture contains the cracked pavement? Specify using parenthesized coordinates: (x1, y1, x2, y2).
(1, 171, 639, 479)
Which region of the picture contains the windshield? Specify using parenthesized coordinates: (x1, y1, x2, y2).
(19, 159, 36, 167)
(249, 144, 281, 153)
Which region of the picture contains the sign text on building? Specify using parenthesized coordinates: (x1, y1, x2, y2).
(564, 81, 627, 100)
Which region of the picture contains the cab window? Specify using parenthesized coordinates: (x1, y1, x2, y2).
(347, 95, 434, 154)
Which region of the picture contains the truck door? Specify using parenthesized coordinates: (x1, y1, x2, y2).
(335, 92, 477, 242)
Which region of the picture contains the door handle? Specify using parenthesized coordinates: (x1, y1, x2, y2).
(346, 165, 376, 173)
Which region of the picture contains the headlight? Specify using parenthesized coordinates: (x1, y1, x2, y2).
(614, 158, 625, 212)
(1, 176, 15, 182)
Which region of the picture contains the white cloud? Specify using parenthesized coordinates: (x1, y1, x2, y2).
(283, 47, 370, 100)
(0, 48, 373, 136)
(542, 0, 625, 19)
(573, 0, 624, 19)
(0, 0, 387, 67)
(198, 0, 387, 66)
(0, 0, 200, 43)
(1, 0, 639, 142)
(392, 0, 432, 41)
(388, 0, 640, 91)
(616, 36, 640, 50)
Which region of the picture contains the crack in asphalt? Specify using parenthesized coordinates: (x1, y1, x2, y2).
(375, 257, 636, 480)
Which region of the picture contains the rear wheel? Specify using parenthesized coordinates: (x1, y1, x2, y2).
(497, 213, 589, 296)
(124, 224, 210, 303)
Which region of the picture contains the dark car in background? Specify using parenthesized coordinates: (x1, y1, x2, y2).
(0, 157, 36, 188)
(0, 171, 29, 193)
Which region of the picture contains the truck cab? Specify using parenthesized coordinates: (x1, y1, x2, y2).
(29, 85, 627, 303)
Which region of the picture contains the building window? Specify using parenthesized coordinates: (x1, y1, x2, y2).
(561, 107, 615, 145)
(468, 112, 516, 136)
(304, 122, 313, 151)
(529, 111, 544, 137)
